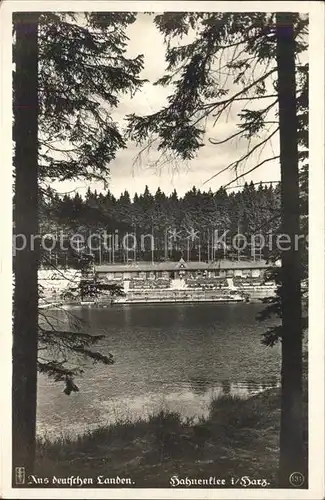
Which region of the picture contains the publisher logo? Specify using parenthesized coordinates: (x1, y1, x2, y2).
(289, 472, 304, 487)
(15, 467, 25, 485)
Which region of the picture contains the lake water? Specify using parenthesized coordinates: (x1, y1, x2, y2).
(37, 302, 281, 439)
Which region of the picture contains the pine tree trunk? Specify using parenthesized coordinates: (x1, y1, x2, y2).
(276, 13, 304, 486)
(12, 13, 39, 479)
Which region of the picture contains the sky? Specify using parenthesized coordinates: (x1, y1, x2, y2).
(53, 13, 283, 199)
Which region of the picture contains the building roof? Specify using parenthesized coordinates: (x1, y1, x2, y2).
(95, 259, 273, 273)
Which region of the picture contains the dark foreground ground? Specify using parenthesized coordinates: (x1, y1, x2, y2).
(35, 381, 308, 489)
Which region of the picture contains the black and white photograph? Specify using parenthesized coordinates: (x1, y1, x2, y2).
(1, 1, 324, 498)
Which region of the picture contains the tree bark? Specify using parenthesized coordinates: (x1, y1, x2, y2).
(12, 12, 39, 481)
(276, 13, 304, 487)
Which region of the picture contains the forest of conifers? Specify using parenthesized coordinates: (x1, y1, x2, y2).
(37, 181, 281, 265)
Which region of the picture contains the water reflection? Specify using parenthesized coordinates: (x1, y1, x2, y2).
(37, 378, 280, 440)
(186, 376, 279, 398)
(37, 303, 281, 439)
(221, 379, 231, 395)
(188, 376, 212, 395)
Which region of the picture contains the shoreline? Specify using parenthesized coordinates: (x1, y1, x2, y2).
(36, 382, 282, 443)
(35, 382, 308, 488)
(39, 287, 277, 310)
(39, 299, 265, 310)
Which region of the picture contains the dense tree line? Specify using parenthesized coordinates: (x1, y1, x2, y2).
(39, 181, 281, 266)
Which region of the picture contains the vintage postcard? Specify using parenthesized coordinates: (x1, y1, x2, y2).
(0, 0, 324, 498)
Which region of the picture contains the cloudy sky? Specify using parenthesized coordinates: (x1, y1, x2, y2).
(55, 13, 282, 199)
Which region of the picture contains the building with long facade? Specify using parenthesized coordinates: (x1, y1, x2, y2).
(95, 258, 273, 281)
(93, 258, 278, 303)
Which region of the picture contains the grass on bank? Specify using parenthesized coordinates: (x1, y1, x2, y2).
(35, 383, 308, 488)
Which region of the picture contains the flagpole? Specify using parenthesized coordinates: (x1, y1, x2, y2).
(151, 226, 154, 264)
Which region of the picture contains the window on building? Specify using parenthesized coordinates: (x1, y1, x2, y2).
(242, 270, 251, 277)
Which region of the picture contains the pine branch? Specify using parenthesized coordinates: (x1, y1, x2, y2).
(202, 67, 276, 111)
(224, 180, 280, 190)
(204, 128, 279, 186)
(223, 155, 280, 189)
(230, 125, 278, 170)
(209, 129, 243, 146)
(223, 94, 278, 101)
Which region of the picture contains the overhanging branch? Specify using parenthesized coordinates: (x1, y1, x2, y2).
(223, 155, 280, 189)
(204, 127, 279, 186)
